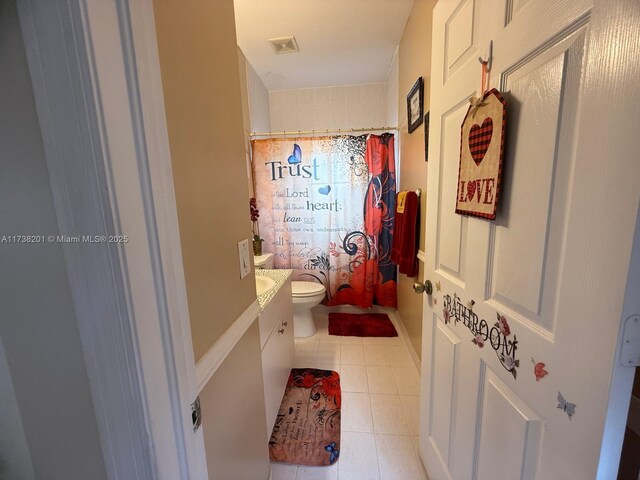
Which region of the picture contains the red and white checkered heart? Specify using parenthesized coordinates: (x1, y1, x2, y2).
(468, 117, 493, 166)
(467, 180, 476, 200)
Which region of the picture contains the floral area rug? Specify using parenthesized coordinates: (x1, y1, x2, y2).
(269, 368, 341, 466)
(328, 312, 398, 337)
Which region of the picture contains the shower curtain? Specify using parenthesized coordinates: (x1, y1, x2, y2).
(252, 134, 397, 308)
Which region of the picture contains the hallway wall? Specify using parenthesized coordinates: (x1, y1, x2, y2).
(153, 0, 257, 362)
(389, 0, 438, 359)
(153, 1, 270, 478)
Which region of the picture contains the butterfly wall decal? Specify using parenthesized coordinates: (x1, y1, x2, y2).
(531, 357, 548, 382)
(324, 441, 339, 464)
(288, 143, 302, 164)
(557, 391, 576, 420)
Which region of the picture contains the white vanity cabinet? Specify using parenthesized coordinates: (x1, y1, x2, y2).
(258, 276, 294, 438)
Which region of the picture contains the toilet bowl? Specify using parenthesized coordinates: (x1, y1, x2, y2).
(291, 281, 326, 338)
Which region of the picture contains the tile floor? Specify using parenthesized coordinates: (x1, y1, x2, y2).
(270, 309, 428, 480)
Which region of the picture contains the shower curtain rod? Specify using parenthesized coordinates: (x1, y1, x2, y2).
(248, 126, 398, 138)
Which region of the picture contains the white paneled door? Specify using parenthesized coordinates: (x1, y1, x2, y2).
(419, 0, 640, 479)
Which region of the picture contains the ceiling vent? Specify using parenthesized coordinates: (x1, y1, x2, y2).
(268, 36, 300, 54)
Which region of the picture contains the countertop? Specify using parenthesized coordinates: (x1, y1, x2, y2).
(255, 269, 292, 310)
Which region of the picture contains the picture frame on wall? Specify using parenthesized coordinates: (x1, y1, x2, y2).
(424, 111, 430, 162)
(407, 77, 424, 133)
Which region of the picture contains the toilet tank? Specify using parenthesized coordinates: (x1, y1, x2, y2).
(254, 253, 274, 269)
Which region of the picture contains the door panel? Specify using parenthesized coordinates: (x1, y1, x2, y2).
(506, 0, 533, 25)
(420, 0, 640, 478)
(491, 53, 565, 319)
(475, 368, 541, 480)
(488, 27, 587, 332)
(429, 321, 462, 464)
(444, 0, 476, 81)
(436, 101, 472, 282)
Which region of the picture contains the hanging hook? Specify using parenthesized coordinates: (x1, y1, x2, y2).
(478, 40, 493, 72)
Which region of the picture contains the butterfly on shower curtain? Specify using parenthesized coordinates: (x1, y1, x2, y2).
(324, 441, 339, 464)
(557, 391, 576, 419)
(288, 143, 302, 164)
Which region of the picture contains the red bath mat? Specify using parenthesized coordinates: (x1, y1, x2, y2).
(269, 368, 341, 466)
(328, 313, 398, 337)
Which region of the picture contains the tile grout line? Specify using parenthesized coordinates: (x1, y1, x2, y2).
(398, 393, 414, 437)
(368, 387, 383, 480)
(361, 349, 378, 474)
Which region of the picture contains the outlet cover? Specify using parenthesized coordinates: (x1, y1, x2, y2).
(238, 239, 251, 279)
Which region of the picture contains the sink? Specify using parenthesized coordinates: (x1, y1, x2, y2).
(255, 275, 276, 295)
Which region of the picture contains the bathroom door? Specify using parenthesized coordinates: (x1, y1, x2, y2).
(419, 0, 640, 478)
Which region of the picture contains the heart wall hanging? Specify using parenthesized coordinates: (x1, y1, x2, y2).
(455, 88, 506, 220)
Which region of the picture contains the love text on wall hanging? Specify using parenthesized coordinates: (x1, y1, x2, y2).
(443, 294, 520, 379)
(455, 88, 506, 220)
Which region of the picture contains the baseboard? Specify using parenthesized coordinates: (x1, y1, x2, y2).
(195, 299, 261, 392)
(385, 308, 422, 372)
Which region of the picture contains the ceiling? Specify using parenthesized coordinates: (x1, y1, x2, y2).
(233, 0, 415, 91)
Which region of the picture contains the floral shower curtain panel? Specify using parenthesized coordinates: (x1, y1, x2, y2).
(252, 134, 397, 308)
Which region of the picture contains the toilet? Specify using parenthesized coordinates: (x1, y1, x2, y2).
(254, 253, 274, 269)
(291, 281, 326, 338)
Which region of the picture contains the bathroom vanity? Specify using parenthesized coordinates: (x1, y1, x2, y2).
(255, 269, 294, 437)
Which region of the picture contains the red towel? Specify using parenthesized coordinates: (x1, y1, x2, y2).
(391, 191, 420, 277)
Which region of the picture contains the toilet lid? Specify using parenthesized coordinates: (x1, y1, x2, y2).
(291, 281, 326, 297)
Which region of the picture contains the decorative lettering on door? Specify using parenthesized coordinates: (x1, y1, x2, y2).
(443, 293, 520, 379)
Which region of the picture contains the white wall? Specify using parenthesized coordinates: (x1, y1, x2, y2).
(246, 60, 271, 132)
(384, 47, 400, 187)
(269, 83, 386, 132)
(385, 48, 400, 128)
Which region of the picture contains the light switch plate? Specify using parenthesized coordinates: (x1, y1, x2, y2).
(238, 239, 251, 279)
